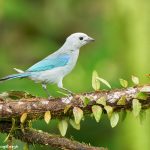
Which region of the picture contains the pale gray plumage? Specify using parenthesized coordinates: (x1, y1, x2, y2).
(0, 32, 94, 98)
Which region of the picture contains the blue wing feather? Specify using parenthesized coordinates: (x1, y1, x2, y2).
(27, 54, 70, 72)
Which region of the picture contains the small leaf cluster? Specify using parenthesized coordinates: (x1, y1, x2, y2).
(119, 75, 140, 88)
(57, 107, 83, 136)
(92, 70, 111, 91)
(17, 72, 149, 138)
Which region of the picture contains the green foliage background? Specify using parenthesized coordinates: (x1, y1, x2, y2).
(0, 0, 150, 149)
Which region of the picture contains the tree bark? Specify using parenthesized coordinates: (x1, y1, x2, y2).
(0, 85, 150, 150)
(0, 122, 106, 150)
(0, 85, 150, 121)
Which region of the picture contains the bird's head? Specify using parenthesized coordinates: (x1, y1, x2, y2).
(65, 32, 95, 49)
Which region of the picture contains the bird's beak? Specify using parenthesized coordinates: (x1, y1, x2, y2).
(85, 37, 95, 42)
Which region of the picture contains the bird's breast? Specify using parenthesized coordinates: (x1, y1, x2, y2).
(62, 50, 79, 75)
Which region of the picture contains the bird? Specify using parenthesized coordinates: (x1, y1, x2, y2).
(0, 32, 94, 98)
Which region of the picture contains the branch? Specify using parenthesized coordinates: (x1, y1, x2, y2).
(0, 85, 150, 150)
(0, 85, 150, 121)
(0, 122, 105, 150)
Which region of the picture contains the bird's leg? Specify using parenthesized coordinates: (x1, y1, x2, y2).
(60, 87, 74, 95)
(58, 80, 74, 96)
(42, 83, 53, 100)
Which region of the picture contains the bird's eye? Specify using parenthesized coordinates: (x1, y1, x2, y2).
(79, 37, 83, 40)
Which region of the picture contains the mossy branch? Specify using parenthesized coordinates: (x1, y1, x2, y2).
(0, 122, 105, 150)
(0, 85, 150, 149)
(0, 85, 150, 120)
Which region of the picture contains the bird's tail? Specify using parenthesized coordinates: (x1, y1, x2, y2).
(0, 72, 31, 82)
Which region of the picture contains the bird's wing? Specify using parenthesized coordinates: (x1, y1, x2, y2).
(27, 53, 70, 72)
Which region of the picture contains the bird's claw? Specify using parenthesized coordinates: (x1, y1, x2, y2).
(68, 92, 74, 97)
(48, 96, 54, 100)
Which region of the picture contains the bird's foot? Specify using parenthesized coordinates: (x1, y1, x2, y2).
(67, 92, 75, 97)
(60, 88, 75, 96)
(48, 96, 54, 101)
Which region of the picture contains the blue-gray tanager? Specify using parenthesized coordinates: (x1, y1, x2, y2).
(0, 33, 94, 97)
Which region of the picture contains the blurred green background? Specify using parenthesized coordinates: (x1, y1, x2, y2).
(0, 0, 150, 150)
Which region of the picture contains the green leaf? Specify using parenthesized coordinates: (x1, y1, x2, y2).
(92, 70, 100, 90)
(44, 111, 51, 124)
(132, 75, 139, 85)
(64, 104, 72, 114)
(110, 112, 119, 128)
(104, 106, 113, 118)
(117, 96, 126, 105)
(119, 78, 128, 88)
(136, 92, 148, 100)
(58, 119, 68, 136)
(96, 97, 106, 106)
(92, 105, 102, 123)
(73, 107, 83, 125)
(132, 99, 141, 117)
(69, 119, 80, 130)
(83, 97, 90, 107)
(96, 77, 111, 89)
(20, 113, 27, 124)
